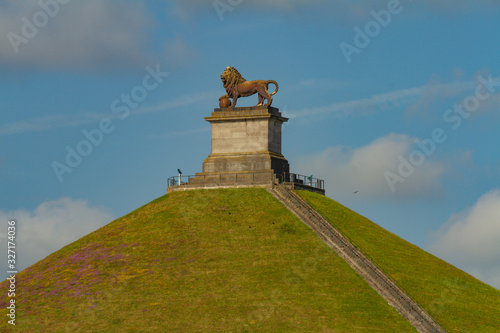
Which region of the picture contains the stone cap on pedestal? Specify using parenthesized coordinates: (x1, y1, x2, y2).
(207, 106, 288, 123)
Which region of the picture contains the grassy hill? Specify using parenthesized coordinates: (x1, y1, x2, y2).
(1, 188, 498, 332)
(297, 190, 500, 332)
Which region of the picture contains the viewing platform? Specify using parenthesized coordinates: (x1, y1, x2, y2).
(167, 171, 325, 195)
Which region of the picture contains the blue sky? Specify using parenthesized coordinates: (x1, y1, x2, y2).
(1, 0, 499, 290)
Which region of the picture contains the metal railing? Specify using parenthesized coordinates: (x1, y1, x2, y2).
(167, 171, 325, 190)
(167, 175, 196, 187)
(167, 171, 277, 188)
(278, 172, 325, 190)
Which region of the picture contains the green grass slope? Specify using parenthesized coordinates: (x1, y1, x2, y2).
(1, 188, 416, 332)
(297, 190, 500, 332)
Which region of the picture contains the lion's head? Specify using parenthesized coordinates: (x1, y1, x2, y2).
(220, 66, 246, 95)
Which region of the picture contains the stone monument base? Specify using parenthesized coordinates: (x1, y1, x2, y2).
(165, 105, 328, 193)
(185, 106, 289, 187)
(202, 152, 289, 174)
(187, 170, 276, 187)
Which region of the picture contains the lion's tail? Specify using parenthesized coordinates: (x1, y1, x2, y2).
(267, 80, 279, 95)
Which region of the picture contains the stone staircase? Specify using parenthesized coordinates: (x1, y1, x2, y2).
(268, 184, 446, 333)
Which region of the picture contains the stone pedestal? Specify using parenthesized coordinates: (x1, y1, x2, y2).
(189, 106, 289, 186)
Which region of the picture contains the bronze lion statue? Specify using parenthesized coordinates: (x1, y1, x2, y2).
(219, 66, 278, 107)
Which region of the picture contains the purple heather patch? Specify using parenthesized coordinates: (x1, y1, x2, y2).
(71, 290, 82, 297)
(0, 240, 138, 317)
(49, 289, 61, 296)
(8, 243, 132, 309)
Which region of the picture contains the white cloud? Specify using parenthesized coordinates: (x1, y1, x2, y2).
(287, 86, 423, 119)
(0, 91, 218, 136)
(163, 37, 198, 67)
(288, 78, 353, 97)
(172, 0, 381, 25)
(286, 75, 500, 121)
(155, 126, 210, 138)
(428, 189, 500, 289)
(171, 0, 500, 22)
(293, 133, 446, 201)
(172, 0, 324, 15)
(404, 72, 500, 122)
(0, 113, 103, 136)
(171, 0, 394, 23)
(5, 75, 491, 136)
(0, 0, 156, 71)
(423, 0, 500, 12)
(0, 198, 114, 276)
(404, 75, 474, 119)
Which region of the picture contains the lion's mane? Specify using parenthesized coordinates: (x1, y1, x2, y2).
(221, 66, 246, 97)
